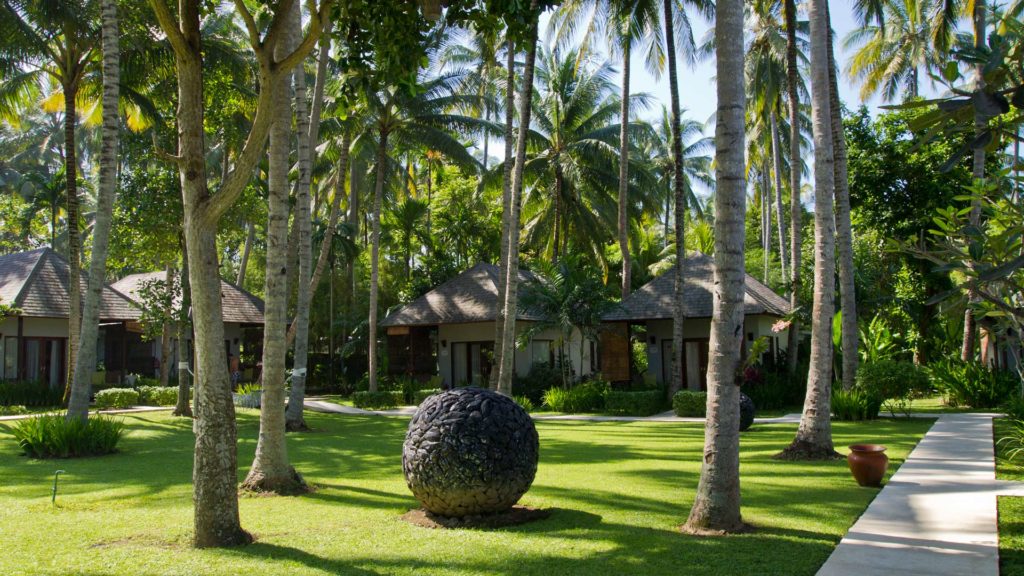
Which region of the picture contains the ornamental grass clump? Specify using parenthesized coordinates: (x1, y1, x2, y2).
(12, 414, 125, 458)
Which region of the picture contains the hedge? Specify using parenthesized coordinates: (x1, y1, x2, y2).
(672, 391, 707, 417)
(136, 386, 178, 406)
(94, 388, 140, 409)
(604, 390, 664, 416)
(352, 391, 404, 410)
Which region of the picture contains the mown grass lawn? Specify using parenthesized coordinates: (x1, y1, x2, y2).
(0, 411, 931, 576)
(994, 418, 1024, 575)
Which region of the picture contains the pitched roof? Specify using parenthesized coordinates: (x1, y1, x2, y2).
(111, 272, 265, 325)
(381, 263, 544, 327)
(0, 248, 141, 321)
(602, 253, 791, 322)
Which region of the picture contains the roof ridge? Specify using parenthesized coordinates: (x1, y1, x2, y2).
(11, 249, 48, 307)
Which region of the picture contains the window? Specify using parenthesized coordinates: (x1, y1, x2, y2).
(4, 336, 18, 381)
(531, 340, 552, 366)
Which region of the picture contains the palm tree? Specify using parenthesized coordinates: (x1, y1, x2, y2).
(385, 197, 430, 279)
(0, 0, 100, 392)
(683, 0, 746, 533)
(519, 45, 654, 266)
(68, 0, 120, 420)
(551, 0, 664, 298)
(780, 0, 840, 460)
(783, 0, 803, 376)
(363, 73, 485, 392)
(844, 0, 951, 102)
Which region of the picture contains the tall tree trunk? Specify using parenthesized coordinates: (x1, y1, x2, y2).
(243, 3, 305, 493)
(769, 109, 788, 281)
(159, 266, 174, 387)
(285, 12, 327, 432)
(683, 0, 746, 533)
(963, 0, 987, 361)
(174, 242, 193, 417)
(64, 83, 81, 402)
(497, 1, 540, 396)
(236, 222, 254, 286)
(762, 165, 770, 283)
(368, 129, 389, 393)
(665, 0, 687, 397)
(783, 0, 802, 375)
(618, 41, 632, 298)
(781, 0, 839, 460)
(68, 0, 119, 420)
(177, 49, 250, 547)
(827, 13, 858, 391)
(491, 41, 516, 390)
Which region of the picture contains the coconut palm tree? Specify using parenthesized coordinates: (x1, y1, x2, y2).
(363, 73, 485, 392)
(550, 0, 665, 298)
(683, 0, 747, 533)
(519, 45, 655, 267)
(0, 0, 100, 392)
(783, 0, 803, 376)
(780, 0, 840, 460)
(68, 0, 120, 420)
(844, 0, 951, 102)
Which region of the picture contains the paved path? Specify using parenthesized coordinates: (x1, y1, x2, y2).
(303, 399, 803, 424)
(818, 413, 1024, 576)
(0, 405, 172, 422)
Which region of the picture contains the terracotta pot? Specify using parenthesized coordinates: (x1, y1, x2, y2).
(847, 444, 888, 487)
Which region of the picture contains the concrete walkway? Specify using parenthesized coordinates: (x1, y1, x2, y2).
(818, 413, 1024, 576)
(303, 398, 804, 423)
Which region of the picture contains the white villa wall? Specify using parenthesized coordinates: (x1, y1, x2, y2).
(643, 315, 789, 387)
(435, 321, 594, 387)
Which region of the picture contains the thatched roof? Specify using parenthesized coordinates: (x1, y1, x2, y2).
(381, 263, 544, 327)
(602, 253, 790, 322)
(0, 248, 140, 321)
(111, 272, 265, 325)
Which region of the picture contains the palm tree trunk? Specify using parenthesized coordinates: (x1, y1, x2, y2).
(553, 168, 563, 262)
(683, 0, 746, 534)
(762, 165, 770, 283)
(783, 0, 802, 375)
(782, 0, 838, 460)
(63, 83, 81, 402)
(497, 1, 541, 396)
(368, 129, 389, 393)
(769, 109, 788, 281)
(491, 41, 516, 390)
(827, 13, 858, 391)
(236, 221, 254, 286)
(963, 0, 987, 361)
(174, 241, 193, 418)
(664, 0, 687, 397)
(618, 41, 632, 299)
(242, 4, 305, 494)
(284, 10, 324, 432)
(159, 266, 174, 387)
(68, 0, 119, 420)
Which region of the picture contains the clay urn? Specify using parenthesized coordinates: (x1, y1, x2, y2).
(847, 444, 888, 487)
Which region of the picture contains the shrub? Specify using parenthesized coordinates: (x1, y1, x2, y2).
(413, 389, 441, 405)
(513, 395, 535, 412)
(0, 405, 28, 416)
(12, 414, 125, 458)
(927, 359, 1018, 409)
(514, 362, 562, 404)
(94, 388, 140, 409)
(1005, 396, 1024, 421)
(832, 388, 881, 421)
(857, 360, 930, 403)
(673, 391, 707, 417)
(136, 386, 178, 406)
(541, 381, 608, 413)
(134, 377, 161, 388)
(0, 381, 63, 407)
(743, 371, 805, 410)
(604, 390, 664, 416)
(352, 391, 403, 410)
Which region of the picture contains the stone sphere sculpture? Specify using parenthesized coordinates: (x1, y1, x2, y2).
(402, 387, 539, 517)
(739, 392, 756, 432)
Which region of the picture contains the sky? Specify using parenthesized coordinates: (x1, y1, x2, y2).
(537, 1, 947, 130)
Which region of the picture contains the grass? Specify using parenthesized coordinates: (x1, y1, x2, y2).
(995, 418, 1024, 575)
(0, 411, 931, 576)
(907, 394, 993, 414)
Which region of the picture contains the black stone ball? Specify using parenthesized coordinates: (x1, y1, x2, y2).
(739, 392, 756, 431)
(402, 387, 539, 517)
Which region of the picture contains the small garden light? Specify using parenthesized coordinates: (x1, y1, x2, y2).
(51, 470, 65, 505)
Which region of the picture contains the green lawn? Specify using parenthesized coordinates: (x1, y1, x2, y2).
(0, 411, 931, 576)
(995, 418, 1024, 575)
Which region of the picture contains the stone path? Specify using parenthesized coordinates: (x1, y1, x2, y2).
(818, 413, 1024, 576)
